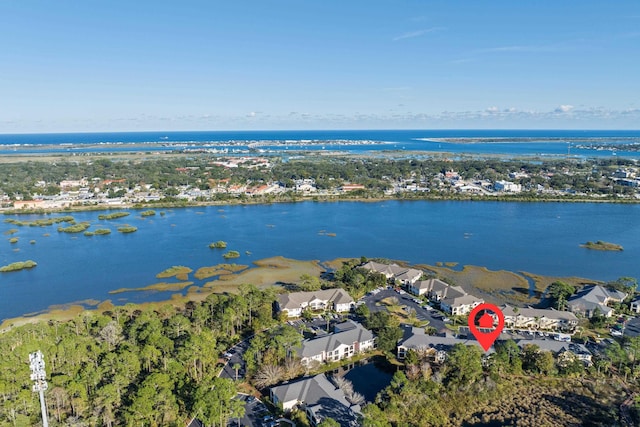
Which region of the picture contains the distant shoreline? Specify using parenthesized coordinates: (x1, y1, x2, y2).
(3, 192, 640, 217)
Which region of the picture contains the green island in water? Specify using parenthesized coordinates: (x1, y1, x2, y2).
(98, 211, 130, 220)
(581, 240, 624, 251)
(0, 260, 37, 272)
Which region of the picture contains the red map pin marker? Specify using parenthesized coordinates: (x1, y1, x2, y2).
(468, 303, 504, 351)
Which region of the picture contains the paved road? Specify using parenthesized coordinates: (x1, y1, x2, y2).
(360, 288, 446, 332)
(220, 337, 251, 380)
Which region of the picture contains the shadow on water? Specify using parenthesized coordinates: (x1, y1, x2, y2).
(337, 356, 396, 403)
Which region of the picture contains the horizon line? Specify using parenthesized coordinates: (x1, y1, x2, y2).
(1, 128, 640, 136)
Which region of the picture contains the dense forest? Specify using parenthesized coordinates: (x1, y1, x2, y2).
(0, 285, 275, 426)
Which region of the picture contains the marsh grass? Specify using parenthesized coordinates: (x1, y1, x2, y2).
(109, 281, 194, 294)
(194, 264, 248, 280)
(98, 212, 130, 220)
(157, 266, 193, 281)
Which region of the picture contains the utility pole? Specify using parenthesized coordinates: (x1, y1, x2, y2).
(29, 351, 49, 427)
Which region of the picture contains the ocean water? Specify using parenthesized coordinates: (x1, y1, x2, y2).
(1, 201, 639, 321)
(0, 129, 639, 157)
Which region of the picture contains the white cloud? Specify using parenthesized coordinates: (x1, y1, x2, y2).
(393, 27, 442, 41)
(555, 105, 574, 113)
(475, 43, 568, 54)
(3, 106, 640, 132)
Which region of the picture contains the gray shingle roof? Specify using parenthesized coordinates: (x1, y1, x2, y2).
(271, 374, 360, 426)
(299, 320, 374, 358)
(398, 324, 490, 353)
(441, 293, 481, 307)
(278, 288, 354, 311)
(567, 285, 627, 315)
(500, 304, 578, 322)
(413, 278, 449, 291)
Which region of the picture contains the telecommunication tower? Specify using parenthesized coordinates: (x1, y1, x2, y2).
(29, 351, 49, 427)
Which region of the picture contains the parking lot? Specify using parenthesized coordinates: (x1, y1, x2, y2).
(229, 394, 278, 427)
(360, 287, 447, 332)
(623, 316, 640, 338)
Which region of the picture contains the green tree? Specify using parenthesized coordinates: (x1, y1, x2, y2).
(547, 281, 576, 310)
(443, 344, 483, 389)
(125, 372, 179, 426)
(299, 274, 322, 291)
(366, 311, 402, 352)
(318, 418, 341, 427)
(362, 404, 392, 427)
(193, 377, 244, 427)
(355, 303, 370, 318)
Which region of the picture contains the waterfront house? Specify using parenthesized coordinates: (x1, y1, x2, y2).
(631, 296, 640, 313)
(500, 304, 578, 331)
(409, 278, 458, 300)
(277, 289, 355, 318)
(566, 285, 627, 318)
(360, 261, 422, 285)
(298, 320, 375, 366)
(394, 268, 422, 286)
(270, 374, 360, 427)
(494, 180, 522, 192)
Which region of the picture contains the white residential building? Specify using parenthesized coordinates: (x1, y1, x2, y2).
(360, 261, 422, 285)
(500, 305, 578, 331)
(408, 278, 452, 298)
(566, 285, 627, 318)
(494, 180, 522, 192)
(440, 293, 484, 316)
(277, 288, 355, 318)
(298, 320, 375, 366)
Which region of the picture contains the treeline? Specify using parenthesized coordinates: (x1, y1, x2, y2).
(0, 284, 275, 426)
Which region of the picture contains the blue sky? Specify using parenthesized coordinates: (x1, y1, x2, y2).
(1, 1, 639, 132)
